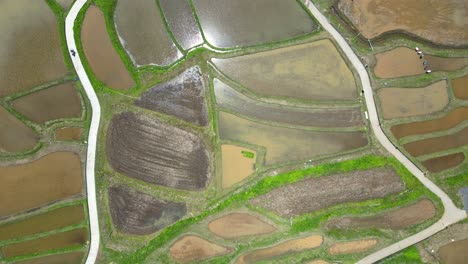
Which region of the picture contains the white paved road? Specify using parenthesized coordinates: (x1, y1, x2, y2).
(65, 1, 101, 263)
(303, 1, 466, 263)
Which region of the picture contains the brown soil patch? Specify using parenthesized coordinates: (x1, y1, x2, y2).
(0, 0, 68, 97)
(452, 74, 468, 100)
(1, 228, 87, 258)
(11, 82, 82, 123)
(12, 252, 84, 264)
(135, 66, 208, 126)
(404, 126, 468, 157)
(328, 239, 377, 255)
(391, 107, 468, 139)
(307, 261, 330, 264)
(221, 145, 256, 189)
(81, 6, 134, 90)
(0, 204, 84, 241)
(251, 168, 404, 217)
(235, 235, 323, 264)
(0, 152, 83, 218)
(108, 185, 186, 235)
(0, 106, 38, 153)
(106, 112, 209, 190)
(55, 127, 83, 141)
(208, 213, 275, 239)
(378, 81, 448, 119)
(422, 153, 465, 173)
(438, 238, 468, 264)
(169, 235, 232, 263)
(337, 0, 468, 46)
(328, 199, 436, 230)
(426, 55, 468, 72)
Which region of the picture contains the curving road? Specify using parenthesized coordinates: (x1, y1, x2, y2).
(65, 1, 101, 263)
(302, 1, 466, 263)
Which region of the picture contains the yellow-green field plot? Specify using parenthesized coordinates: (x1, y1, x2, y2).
(221, 145, 256, 188)
(212, 40, 357, 101)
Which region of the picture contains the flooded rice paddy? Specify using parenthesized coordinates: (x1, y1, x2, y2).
(438, 238, 468, 264)
(404, 126, 468, 157)
(56, 0, 74, 10)
(251, 168, 404, 217)
(55, 127, 83, 141)
(114, 0, 182, 66)
(208, 212, 275, 239)
(378, 81, 448, 119)
(135, 66, 208, 126)
(338, 0, 468, 46)
(452, 74, 468, 100)
(0, 204, 84, 241)
(82, 6, 135, 90)
(0, 152, 83, 218)
(169, 235, 232, 263)
(235, 235, 323, 264)
(422, 153, 465, 173)
(327, 239, 377, 255)
(221, 145, 256, 189)
(108, 185, 186, 235)
(0, 0, 68, 97)
(214, 79, 363, 128)
(213, 40, 357, 100)
(159, 0, 203, 50)
(328, 199, 436, 230)
(218, 111, 367, 165)
(1, 228, 87, 258)
(0, 107, 38, 153)
(12, 251, 84, 264)
(11, 82, 82, 123)
(390, 107, 468, 139)
(192, 0, 316, 48)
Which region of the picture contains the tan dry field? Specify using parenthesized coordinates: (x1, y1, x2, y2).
(1, 228, 87, 258)
(11, 82, 82, 123)
(0, 152, 83, 218)
(0, 106, 38, 153)
(404, 126, 468, 157)
(81, 6, 135, 90)
(235, 235, 323, 264)
(391, 107, 468, 139)
(422, 153, 465, 173)
(452, 74, 468, 100)
(307, 261, 330, 264)
(337, 0, 468, 46)
(0, 0, 68, 97)
(0, 204, 84, 241)
(208, 212, 275, 239)
(327, 199, 436, 230)
(169, 235, 232, 263)
(212, 40, 357, 101)
(438, 238, 468, 264)
(106, 112, 209, 190)
(214, 79, 364, 128)
(12, 251, 84, 264)
(114, 0, 182, 66)
(251, 168, 404, 217)
(108, 185, 186, 235)
(218, 111, 367, 166)
(378, 81, 448, 119)
(221, 145, 256, 189)
(327, 239, 378, 255)
(55, 127, 83, 141)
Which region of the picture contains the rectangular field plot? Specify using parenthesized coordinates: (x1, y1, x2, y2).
(404, 127, 468, 157)
(218, 111, 367, 166)
(11, 251, 84, 264)
(0, 107, 38, 153)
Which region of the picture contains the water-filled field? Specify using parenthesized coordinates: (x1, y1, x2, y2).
(452, 74, 468, 100)
(422, 153, 465, 173)
(12, 252, 84, 264)
(221, 145, 256, 189)
(404, 127, 468, 157)
(0, 107, 38, 153)
(438, 238, 468, 264)
(55, 127, 83, 141)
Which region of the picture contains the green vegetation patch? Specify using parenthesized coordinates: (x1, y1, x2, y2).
(241, 150, 255, 159)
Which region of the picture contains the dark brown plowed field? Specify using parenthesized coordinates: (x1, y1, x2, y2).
(12, 252, 84, 264)
(108, 185, 186, 235)
(106, 112, 210, 190)
(422, 153, 465, 173)
(251, 168, 404, 217)
(135, 66, 208, 126)
(452, 74, 468, 100)
(327, 199, 436, 230)
(404, 127, 468, 157)
(391, 107, 468, 139)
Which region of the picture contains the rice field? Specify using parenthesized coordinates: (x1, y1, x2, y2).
(0, 107, 38, 153)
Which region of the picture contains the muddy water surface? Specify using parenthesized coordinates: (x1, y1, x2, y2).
(221, 145, 256, 189)
(404, 126, 468, 157)
(438, 238, 468, 264)
(452, 74, 468, 100)
(0, 107, 38, 153)
(55, 127, 83, 141)
(12, 252, 84, 264)
(422, 153, 465, 173)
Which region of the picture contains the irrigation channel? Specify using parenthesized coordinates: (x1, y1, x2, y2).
(302, 0, 466, 263)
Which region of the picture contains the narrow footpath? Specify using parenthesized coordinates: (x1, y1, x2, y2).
(302, 1, 466, 263)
